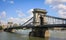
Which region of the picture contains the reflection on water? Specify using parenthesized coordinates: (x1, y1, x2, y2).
(29, 37, 49, 40)
(50, 30, 66, 38)
(0, 29, 66, 40)
(0, 31, 49, 40)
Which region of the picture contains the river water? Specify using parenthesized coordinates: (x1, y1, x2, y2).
(0, 29, 66, 40)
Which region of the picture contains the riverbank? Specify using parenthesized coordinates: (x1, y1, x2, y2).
(0, 30, 3, 32)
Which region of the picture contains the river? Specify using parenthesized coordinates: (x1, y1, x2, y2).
(0, 29, 66, 40)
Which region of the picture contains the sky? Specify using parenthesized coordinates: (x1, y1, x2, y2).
(0, 0, 66, 25)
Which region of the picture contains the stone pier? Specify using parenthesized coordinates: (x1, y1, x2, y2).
(29, 27, 50, 37)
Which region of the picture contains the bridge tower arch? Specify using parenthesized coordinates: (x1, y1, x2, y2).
(32, 8, 47, 26)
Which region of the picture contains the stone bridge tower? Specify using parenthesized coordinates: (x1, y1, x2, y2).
(29, 8, 48, 37)
(32, 8, 47, 26)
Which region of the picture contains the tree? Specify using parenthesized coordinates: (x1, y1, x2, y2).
(0, 26, 3, 30)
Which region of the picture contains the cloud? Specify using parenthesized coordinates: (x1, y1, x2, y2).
(27, 9, 33, 14)
(52, 4, 66, 10)
(6, 9, 34, 25)
(2, 0, 6, 2)
(0, 16, 1, 19)
(10, 9, 34, 24)
(2, 0, 14, 4)
(58, 10, 66, 18)
(8, 17, 28, 24)
(10, 0, 14, 4)
(45, 0, 66, 4)
(27, 9, 33, 18)
(0, 11, 7, 25)
(0, 20, 7, 25)
(16, 9, 26, 17)
(45, 0, 53, 4)
(45, 0, 66, 18)
(1, 11, 6, 18)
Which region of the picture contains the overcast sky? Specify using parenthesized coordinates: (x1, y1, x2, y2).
(0, 0, 66, 25)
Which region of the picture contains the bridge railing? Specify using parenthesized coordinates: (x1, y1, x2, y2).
(45, 15, 66, 24)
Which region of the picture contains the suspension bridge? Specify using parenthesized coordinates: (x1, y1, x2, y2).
(4, 8, 66, 37)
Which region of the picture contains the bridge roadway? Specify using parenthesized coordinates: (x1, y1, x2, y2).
(4, 24, 66, 30)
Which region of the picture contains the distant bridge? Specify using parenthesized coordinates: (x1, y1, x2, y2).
(4, 8, 66, 37)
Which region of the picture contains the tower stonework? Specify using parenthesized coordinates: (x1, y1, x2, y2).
(32, 8, 47, 26)
(29, 8, 48, 37)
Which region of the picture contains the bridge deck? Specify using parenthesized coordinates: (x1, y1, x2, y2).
(6, 24, 66, 29)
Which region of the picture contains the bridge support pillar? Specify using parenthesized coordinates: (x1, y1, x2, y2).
(45, 30, 50, 37)
(29, 27, 49, 38)
(4, 28, 16, 33)
(11, 29, 16, 32)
